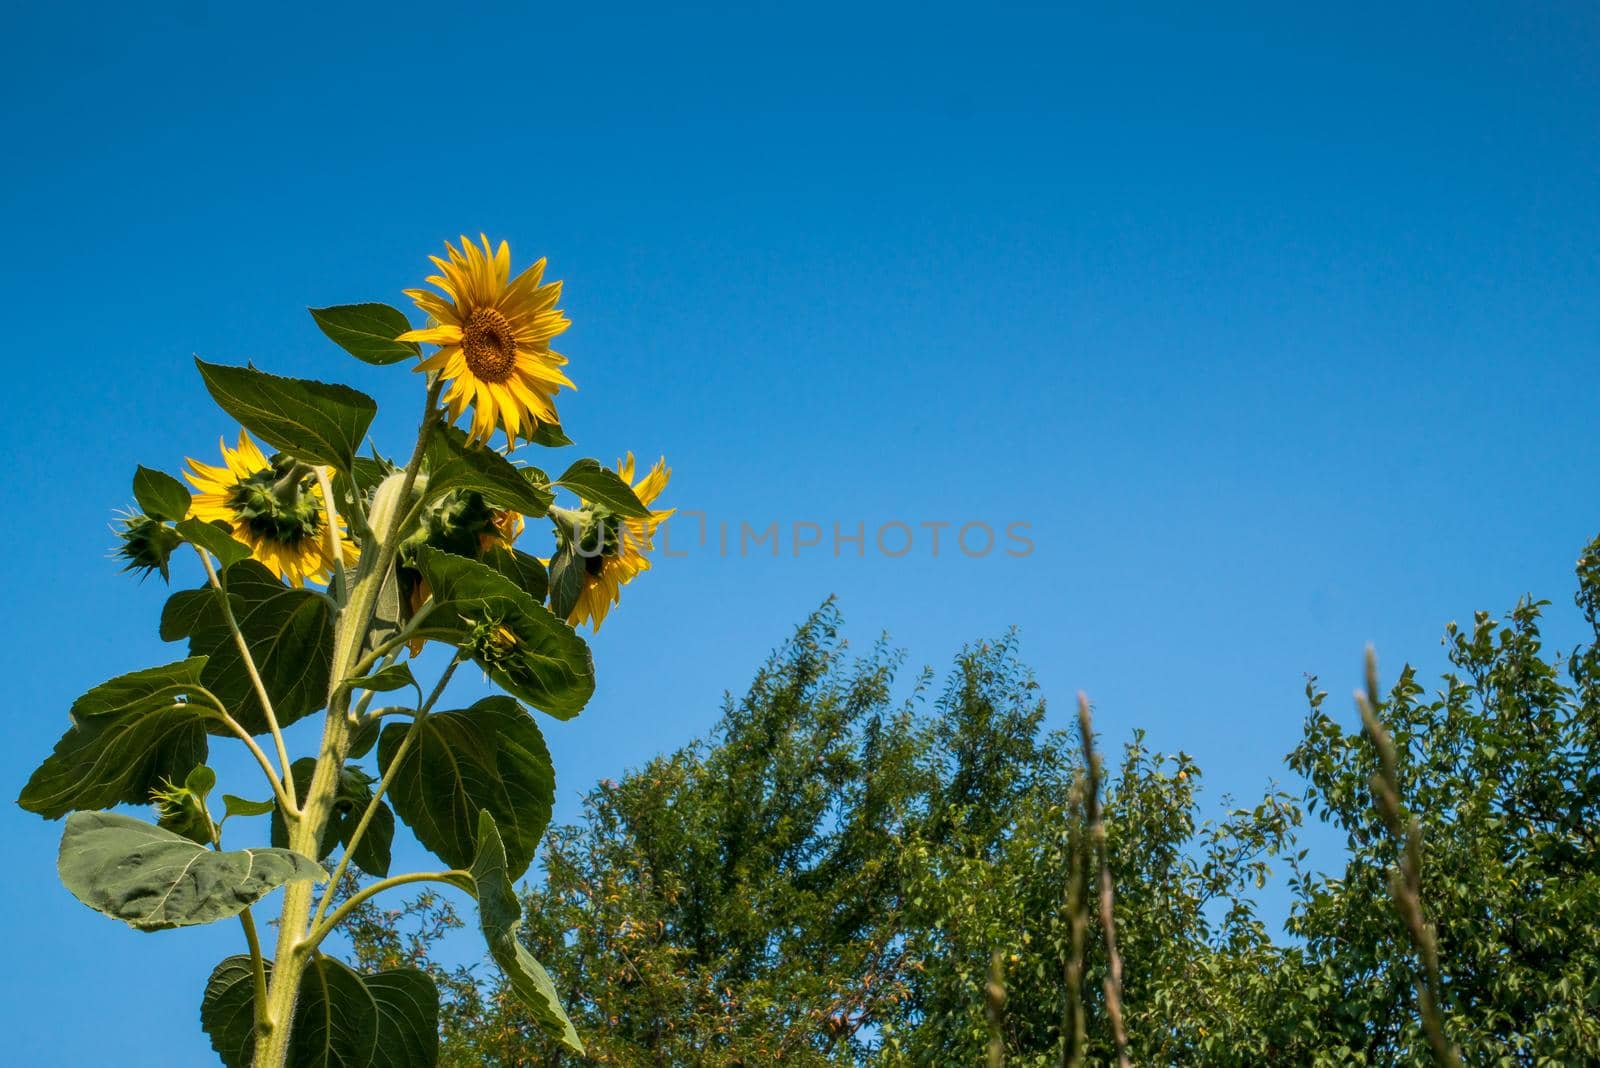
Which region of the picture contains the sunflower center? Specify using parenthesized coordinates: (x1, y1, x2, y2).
(462, 307, 518, 383)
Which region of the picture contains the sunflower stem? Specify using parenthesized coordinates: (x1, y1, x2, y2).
(253, 377, 445, 1068)
(195, 545, 297, 812)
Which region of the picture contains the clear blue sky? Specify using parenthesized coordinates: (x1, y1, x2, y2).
(3, 3, 1596, 1063)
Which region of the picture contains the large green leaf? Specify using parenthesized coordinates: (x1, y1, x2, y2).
(309, 303, 421, 366)
(546, 546, 584, 622)
(426, 423, 553, 518)
(202, 957, 431, 1068)
(160, 586, 234, 642)
(271, 760, 393, 876)
(411, 548, 594, 719)
(58, 811, 321, 931)
(133, 465, 191, 522)
(466, 812, 584, 1053)
(554, 457, 650, 517)
(198, 955, 259, 1068)
(527, 421, 573, 448)
(18, 658, 214, 819)
(379, 696, 554, 879)
(366, 969, 440, 1068)
(196, 359, 377, 471)
(189, 560, 334, 735)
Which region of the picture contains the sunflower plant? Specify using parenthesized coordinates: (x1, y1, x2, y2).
(18, 236, 672, 1067)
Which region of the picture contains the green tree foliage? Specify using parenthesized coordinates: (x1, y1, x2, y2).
(350, 536, 1600, 1064)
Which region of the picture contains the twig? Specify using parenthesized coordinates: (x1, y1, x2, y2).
(1062, 773, 1089, 1068)
(1357, 646, 1461, 1068)
(1077, 692, 1130, 1068)
(985, 949, 1007, 1068)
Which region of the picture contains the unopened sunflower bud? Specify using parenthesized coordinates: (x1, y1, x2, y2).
(115, 511, 183, 581)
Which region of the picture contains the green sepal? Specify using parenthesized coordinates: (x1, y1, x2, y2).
(57, 811, 322, 931)
(309, 303, 421, 366)
(195, 358, 378, 472)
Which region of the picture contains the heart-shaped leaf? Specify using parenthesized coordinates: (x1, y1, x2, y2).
(189, 561, 333, 735)
(133, 465, 191, 522)
(309, 303, 420, 366)
(554, 458, 650, 517)
(196, 359, 377, 472)
(411, 548, 593, 719)
(379, 696, 554, 879)
(58, 811, 322, 931)
(202, 956, 431, 1068)
(18, 658, 215, 819)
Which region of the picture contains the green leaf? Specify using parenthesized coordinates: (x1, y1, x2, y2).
(366, 969, 440, 1068)
(133, 465, 191, 521)
(66, 657, 212, 719)
(348, 662, 418, 695)
(309, 303, 421, 366)
(160, 586, 232, 642)
(272, 760, 392, 876)
(555, 458, 650, 517)
(58, 811, 321, 931)
(222, 793, 277, 818)
(19, 665, 213, 819)
(380, 696, 554, 879)
(189, 561, 334, 735)
(175, 517, 253, 568)
(426, 423, 554, 518)
(467, 811, 584, 1053)
(195, 359, 378, 471)
(202, 957, 427, 1068)
(411, 547, 594, 719)
(485, 548, 549, 604)
(291, 955, 379, 1067)
(527, 421, 573, 448)
(198, 955, 259, 1068)
(546, 546, 583, 622)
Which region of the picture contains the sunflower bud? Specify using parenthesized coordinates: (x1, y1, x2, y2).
(152, 765, 217, 845)
(115, 511, 183, 581)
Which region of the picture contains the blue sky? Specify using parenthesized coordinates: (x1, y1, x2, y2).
(3, 3, 1597, 1063)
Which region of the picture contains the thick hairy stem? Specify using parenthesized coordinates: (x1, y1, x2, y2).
(1358, 647, 1462, 1068)
(1077, 693, 1130, 1068)
(197, 546, 297, 811)
(252, 380, 443, 1068)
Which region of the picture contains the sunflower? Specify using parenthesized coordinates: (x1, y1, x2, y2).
(399, 235, 574, 446)
(563, 453, 674, 631)
(401, 496, 525, 655)
(184, 430, 358, 587)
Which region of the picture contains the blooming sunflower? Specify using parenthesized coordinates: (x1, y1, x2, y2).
(399, 235, 573, 446)
(184, 430, 358, 587)
(564, 453, 674, 631)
